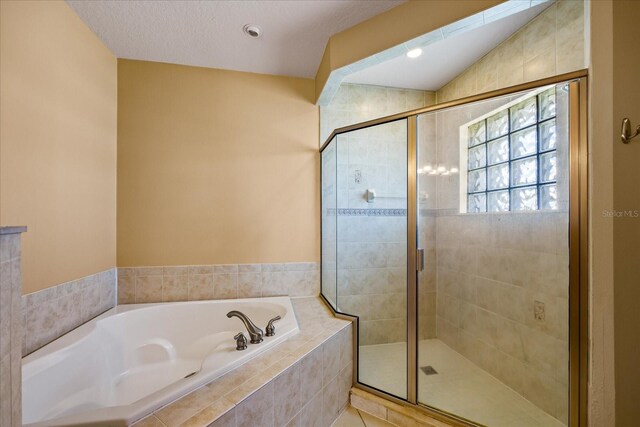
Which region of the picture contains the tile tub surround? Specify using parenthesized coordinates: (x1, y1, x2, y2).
(117, 263, 320, 304)
(133, 297, 354, 427)
(0, 226, 27, 427)
(21, 268, 116, 355)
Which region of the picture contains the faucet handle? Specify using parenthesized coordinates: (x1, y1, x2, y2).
(234, 332, 248, 351)
(265, 316, 281, 337)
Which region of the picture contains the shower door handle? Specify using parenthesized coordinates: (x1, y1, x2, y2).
(416, 248, 425, 272)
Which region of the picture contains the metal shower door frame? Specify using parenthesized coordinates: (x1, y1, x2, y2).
(319, 70, 589, 427)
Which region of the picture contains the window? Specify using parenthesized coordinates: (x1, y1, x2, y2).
(465, 87, 557, 213)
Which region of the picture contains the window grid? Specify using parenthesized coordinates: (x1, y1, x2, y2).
(466, 88, 557, 213)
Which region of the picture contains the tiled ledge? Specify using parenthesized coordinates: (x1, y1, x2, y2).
(133, 297, 354, 427)
(350, 388, 453, 427)
(117, 263, 320, 304)
(0, 226, 27, 235)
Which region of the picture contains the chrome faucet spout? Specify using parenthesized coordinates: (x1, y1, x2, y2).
(226, 311, 264, 344)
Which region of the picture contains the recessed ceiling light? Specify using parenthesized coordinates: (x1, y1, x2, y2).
(406, 48, 422, 59)
(243, 24, 262, 38)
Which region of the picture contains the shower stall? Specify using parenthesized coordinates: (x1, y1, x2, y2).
(320, 72, 588, 427)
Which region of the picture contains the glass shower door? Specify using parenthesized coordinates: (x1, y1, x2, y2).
(416, 84, 571, 427)
(334, 120, 408, 399)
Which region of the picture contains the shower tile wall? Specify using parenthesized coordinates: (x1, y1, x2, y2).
(336, 123, 409, 346)
(321, 83, 435, 145)
(413, 3, 583, 421)
(437, 0, 585, 103)
(322, 84, 435, 345)
(419, 90, 570, 424)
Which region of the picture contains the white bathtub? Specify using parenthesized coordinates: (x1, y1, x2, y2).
(22, 297, 299, 426)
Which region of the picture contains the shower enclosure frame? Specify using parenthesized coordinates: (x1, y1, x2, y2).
(319, 69, 589, 427)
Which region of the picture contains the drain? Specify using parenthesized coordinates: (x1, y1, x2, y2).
(184, 371, 197, 378)
(420, 366, 438, 375)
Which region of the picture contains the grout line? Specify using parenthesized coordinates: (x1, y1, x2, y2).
(356, 408, 369, 427)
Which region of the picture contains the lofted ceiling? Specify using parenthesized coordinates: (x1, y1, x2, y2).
(343, 2, 550, 91)
(66, 0, 403, 79)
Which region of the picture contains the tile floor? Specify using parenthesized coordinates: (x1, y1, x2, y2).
(358, 339, 566, 427)
(332, 405, 394, 427)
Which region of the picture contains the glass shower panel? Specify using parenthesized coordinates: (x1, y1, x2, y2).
(321, 137, 337, 309)
(416, 84, 570, 427)
(335, 120, 408, 399)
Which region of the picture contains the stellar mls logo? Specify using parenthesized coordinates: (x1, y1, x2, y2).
(602, 209, 640, 218)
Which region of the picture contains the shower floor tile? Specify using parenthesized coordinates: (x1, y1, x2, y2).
(359, 339, 565, 427)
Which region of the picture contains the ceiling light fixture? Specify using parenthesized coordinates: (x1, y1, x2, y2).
(406, 48, 422, 59)
(243, 24, 262, 38)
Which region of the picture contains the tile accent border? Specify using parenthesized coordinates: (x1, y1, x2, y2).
(326, 208, 407, 217)
(133, 297, 354, 427)
(22, 268, 116, 356)
(0, 227, 26, 427)
(117, 262, 320, 305)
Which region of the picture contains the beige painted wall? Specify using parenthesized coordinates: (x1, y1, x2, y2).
(0, 1, 117, 294)
(611, 2, 640, 425)
(588, 1, 615, 426)
(117, 60, 319, 267)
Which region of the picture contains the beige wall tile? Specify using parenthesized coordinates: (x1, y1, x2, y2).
(322, 333, 341, 387)
(438, 0, 584, 103)
(180, 398, 235, 427)
(338, 363, 353, 410)
(135, 275, 162, 303)
(188, 274, 214, 301)
(237, 273, 262, 298)
(214, 274, 238, 299)
(163, 266, 190, 275)
(523, 3, 557, 62)
(322, 376, 341, 427)
(299, 389, 324, 427)
(236, 383, 274, 427)
(524, 48, 557, 82)
(162, 275, 188, 302)
(208, 408, 236, 427)
(189, 265, 214, 275)
(155, 385, 216, 426)
(22, 269, 116, 355)
(0, 354, 11, 427)
(274, 363, 301, 426)
(118, 275, 135, 304)
(299, 345, 323, 407)
(338, 325, 353, 372)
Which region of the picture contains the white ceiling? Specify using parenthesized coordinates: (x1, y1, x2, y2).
(343, 2, 549, 90)
(66, 0, 403, 79)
